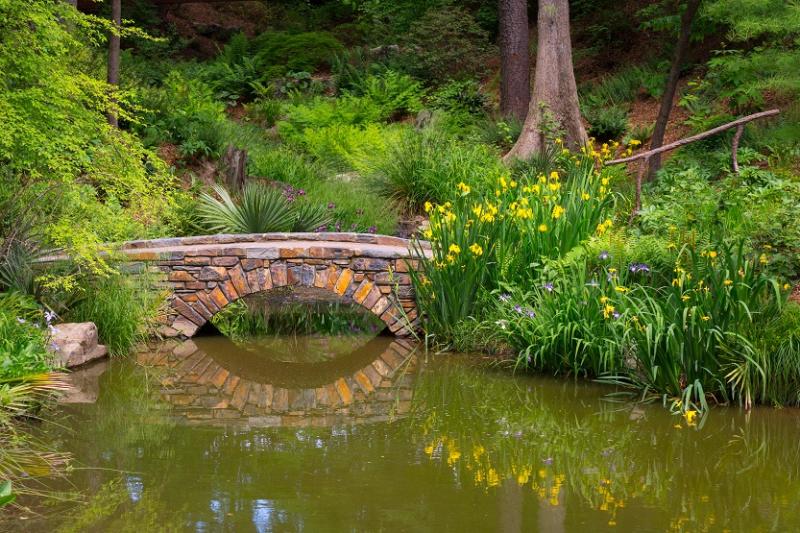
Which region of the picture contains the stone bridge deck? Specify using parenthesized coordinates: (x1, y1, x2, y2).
(84, 233, 429, 338)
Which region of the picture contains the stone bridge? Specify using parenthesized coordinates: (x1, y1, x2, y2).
(105, 233, 426, 338)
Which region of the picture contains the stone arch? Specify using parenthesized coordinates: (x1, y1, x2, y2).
(147, 235, 423, 338)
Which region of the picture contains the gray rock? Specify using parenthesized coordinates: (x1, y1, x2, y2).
(49, 322, 108, 368)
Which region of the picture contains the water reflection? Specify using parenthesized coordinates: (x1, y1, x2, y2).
(135, 336, 418, 427)
(23, 342, 800, 532)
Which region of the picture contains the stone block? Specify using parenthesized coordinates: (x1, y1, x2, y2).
(351, 258, 390, 271)
(208, 287, 228, 310)
(362, 287, 382, 310)
(171, 317, 199, 337)
(219, 280, 239, 301)
(198, 266, 229, 281)
(212, 256, 239, 267)
(184, 256, 211, 266)
(241, 258, 262, 271)
(173, 298, 206, 326)
(258, 267, 273, 290)
(247, 248, 280, 260)
(228, 264, 250, 296)
(271, 263, 288, 286)
(353, 280, 374, 304)
(334, 269, 354, 295)
(334, 378, 353, 405)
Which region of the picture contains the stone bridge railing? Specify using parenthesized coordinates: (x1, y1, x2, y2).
(81, 233, 428, 338)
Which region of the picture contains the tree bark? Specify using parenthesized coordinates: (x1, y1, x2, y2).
(504, 0, 587, 162)
(106, 0, 121, 128)
(499, 0, 530, 122)
(222, 145, 248, 191)
(647, 0, 702, 179)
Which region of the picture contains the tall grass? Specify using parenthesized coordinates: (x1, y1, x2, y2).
(66, 274, 165, 356)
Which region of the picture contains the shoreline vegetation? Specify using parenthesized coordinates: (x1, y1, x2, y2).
(1, 0, 799, 515)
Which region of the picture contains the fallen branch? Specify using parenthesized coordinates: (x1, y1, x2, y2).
(605, 108, 780, 218)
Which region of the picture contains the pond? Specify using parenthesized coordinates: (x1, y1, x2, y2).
(15, 334, 800, 532)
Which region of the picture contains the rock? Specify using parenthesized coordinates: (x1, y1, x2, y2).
(49, 322, 108, 368)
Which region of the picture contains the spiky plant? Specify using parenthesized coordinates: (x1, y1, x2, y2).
(199, 183, 295, 234)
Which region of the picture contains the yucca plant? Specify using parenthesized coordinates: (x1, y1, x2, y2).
(198, 183, 333, 234)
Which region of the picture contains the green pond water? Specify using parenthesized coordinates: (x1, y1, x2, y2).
(12, 334, 800, 532)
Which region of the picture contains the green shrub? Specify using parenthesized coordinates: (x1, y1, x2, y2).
(198, 183, 333, 234)
(369, 131, 504, 212)
(277, 96, 384, 144)
(429, 80, 490, 121)
(399, 6, 494, 82)
(301, 180, 400, 235)
(0, 293, 52, 378)
(301, 123, 405, 172)
(248, 146, 324, 186)
(251, 31, 344, 79)
(585, 105, 628, 142)
(346, 70, 425, 118)
(66, 274, 164, 356)
(137, 71, 228, 158)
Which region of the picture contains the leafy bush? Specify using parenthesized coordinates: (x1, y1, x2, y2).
(198, 183, 333, 234)
(251, 31, 344, 79)
(248, 146, 324, 186)
(277, 96, 384, 144)
(346, 70, 425, 118)
(137, 71, 228, 158)
(301, 123, 403, 172)
(399, 6, 494, 82)
(66, 274, 165, 356)
(0, 293, 52, 378)
(585, 105, 629, 142)
(0, 0, 182, 268)
(369, 130, 504, 212)
(429, 80, 490, 120)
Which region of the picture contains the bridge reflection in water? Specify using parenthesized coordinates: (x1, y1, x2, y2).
(135, 335, 419, 427)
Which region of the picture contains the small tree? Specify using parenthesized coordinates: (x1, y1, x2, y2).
(505, 0, 587, 161)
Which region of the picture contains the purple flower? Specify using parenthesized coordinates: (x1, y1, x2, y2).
(499, 293, 511, 302)
(513, 305, 523, 314)
(315, 225, 326, 233)
(542, 282, 554, 292)
(629, 262, 651, 274)
(612, 311, 621, 320)
(526, 309, 536, 318)
(543, 457, 554, 465)
(327, 202, 336, 210)
(599, 250, 610, 260)
(50, 341, 59, 352)
(44, 310, 56, 325)
(297, 189, 306, 196)
(16, 317, 26, 324)
(367, 226, 377, 234)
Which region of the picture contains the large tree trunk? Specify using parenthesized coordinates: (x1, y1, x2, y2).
(499, 0, 530, 122)
(106, 0, 121, 128)
(647, 0, 702, 179)
(504, 0, 586, 161)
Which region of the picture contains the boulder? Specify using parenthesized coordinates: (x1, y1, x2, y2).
(49, 322, 108, 368)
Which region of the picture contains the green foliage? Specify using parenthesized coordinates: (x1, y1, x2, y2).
(252, 31, 344, 79)
(198, 183, 334, 234)
(0, 293, 52, 378)
(66, 274, 165, 356)
(137, 71, 228, 158)
(346, 70, 425, 118)
(369, 130, 504, 212)
(0, 0, 182, 267)
(585, 105, 629, 142)
(399, 6, 494, 82)
(429, 80, 490, 119)
(211, 299, 383, 340)
(277, 95, 384, 143)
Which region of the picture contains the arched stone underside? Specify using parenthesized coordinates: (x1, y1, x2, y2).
(115, 233, 426, 338)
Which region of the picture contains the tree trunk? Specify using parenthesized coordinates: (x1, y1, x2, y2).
(504, 0, 587, 162)
(222, 145, 248, 191)
(647, 0, 702, 179)
(106, 0, 121, 128)
(499, 0, 530, 122)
